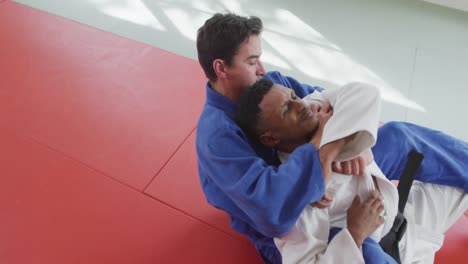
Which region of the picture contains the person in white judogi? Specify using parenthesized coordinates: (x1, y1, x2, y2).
(236, 79, 468, 264)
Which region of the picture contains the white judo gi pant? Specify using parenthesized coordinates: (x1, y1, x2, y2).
(399, 181, 468, 264)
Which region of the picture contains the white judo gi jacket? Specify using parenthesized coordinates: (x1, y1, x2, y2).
(274, 82, 467, 264)
(275, 82, 399, 264)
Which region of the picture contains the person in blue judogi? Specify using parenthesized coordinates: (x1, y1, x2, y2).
(195, 12, 468, 264)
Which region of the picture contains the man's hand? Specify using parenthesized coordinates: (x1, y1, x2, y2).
(311, 194, 333, 209)
(361, 149, 374, 166)
(347, 191, 384, 247)
(332, 157, 365, 176)
(318, 133, 354, 181)
(332, 149, 374, 176)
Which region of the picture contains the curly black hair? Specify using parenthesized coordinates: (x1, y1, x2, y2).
(236, 78, 274, 139)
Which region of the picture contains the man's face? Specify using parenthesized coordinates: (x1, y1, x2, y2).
(225, 35, 266, 93)
(258, 84, 320, 149)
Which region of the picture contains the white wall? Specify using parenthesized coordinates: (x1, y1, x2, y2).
(422, 0, 468, 12)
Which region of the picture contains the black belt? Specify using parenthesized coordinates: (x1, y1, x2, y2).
(379, 150, 424, 263)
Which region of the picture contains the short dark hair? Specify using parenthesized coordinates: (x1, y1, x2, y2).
(236, 78, 274, 139)
(196, 13, 263, 82)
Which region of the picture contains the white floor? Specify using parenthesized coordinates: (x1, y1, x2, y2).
(14, 0, 468, 142)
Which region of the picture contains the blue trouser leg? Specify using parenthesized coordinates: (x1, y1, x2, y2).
(373, 122, 468, 192)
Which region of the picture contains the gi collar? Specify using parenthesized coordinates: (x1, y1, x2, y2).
(205, 82, 237, 120)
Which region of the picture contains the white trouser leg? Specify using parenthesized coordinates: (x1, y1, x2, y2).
(398, 181, 468, 264)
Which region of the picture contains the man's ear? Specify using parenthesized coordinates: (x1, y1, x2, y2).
(213, 59, 227, 79)
(259, 132, 280, 148)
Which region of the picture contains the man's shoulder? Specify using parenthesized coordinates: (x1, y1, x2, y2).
(264, 71, 318, 97)
(197, 105, 243, 143)
(198, 103, 234, 125)
(264, 71, 285, 83)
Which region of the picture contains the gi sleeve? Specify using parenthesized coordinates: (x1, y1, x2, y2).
(197, 127, 326, 237)
(264, 71, 324, 98)
(319, 82, 381, 162)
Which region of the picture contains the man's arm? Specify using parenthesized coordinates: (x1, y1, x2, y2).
(197, 126, 326, 237)
(274, 191, 384, 264)
(318, 82, 381, 162)
(311, 82, 381, 177)
(270, 73, 375, 177)
(307, 104, 357, 184)
(264, 71, 323, 98)
(338, 148, 374, 175)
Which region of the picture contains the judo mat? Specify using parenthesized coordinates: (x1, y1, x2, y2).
(0, 1, 465, 263)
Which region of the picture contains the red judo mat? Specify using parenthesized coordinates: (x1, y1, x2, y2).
(0, 1, 466, 263)
(0, 132, 261, 264)
(0, 0, 205, 191)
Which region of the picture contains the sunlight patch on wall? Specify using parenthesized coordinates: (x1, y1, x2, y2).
(162, 8, 211, 41)
(90, 0, 166, 31)
(268, 9, 341, 51)
(190, 1, 218, 13)
(219, 0, 245, 15)
(261, 48, 292, 70)
(263, 28, 425, 112)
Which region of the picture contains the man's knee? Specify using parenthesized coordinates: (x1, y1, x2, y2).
(373, 121, 414, 180)
(378, 121, 408, 141)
